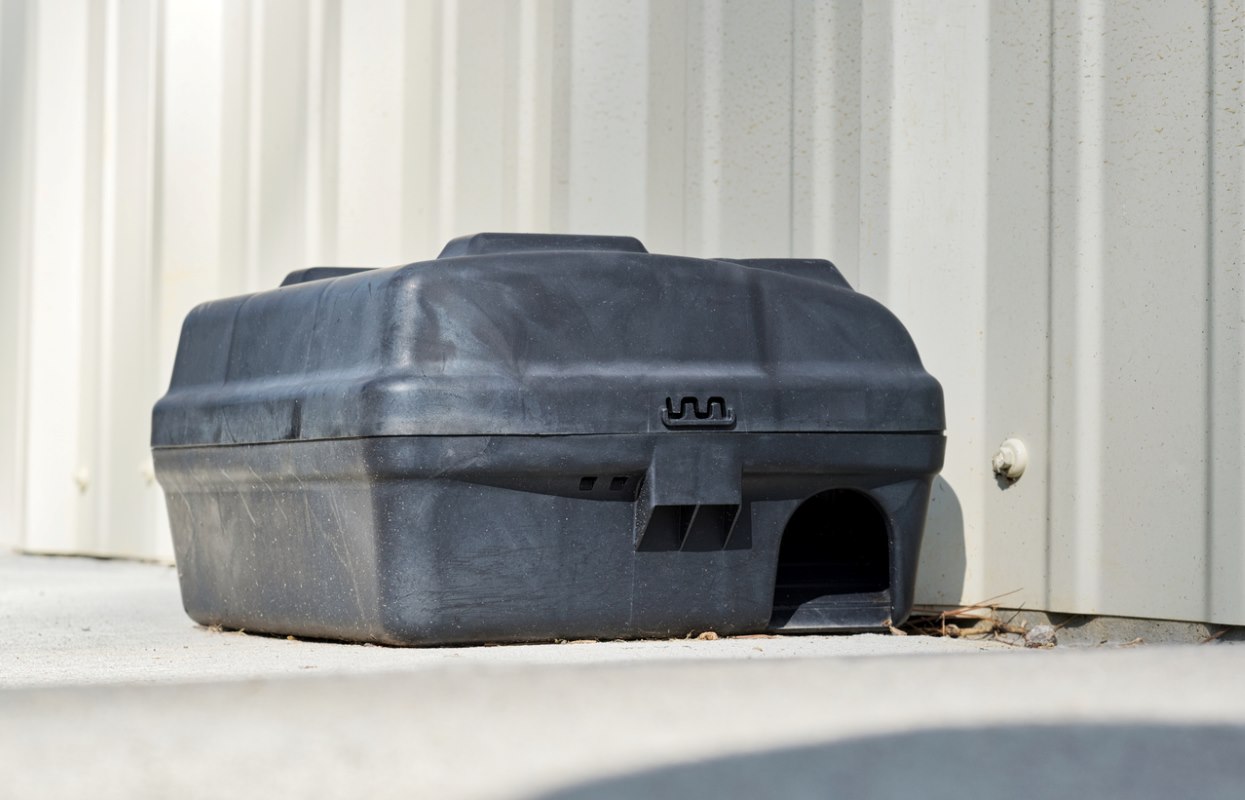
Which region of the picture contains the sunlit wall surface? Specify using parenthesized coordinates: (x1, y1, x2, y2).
(1, 0, 1242, 625)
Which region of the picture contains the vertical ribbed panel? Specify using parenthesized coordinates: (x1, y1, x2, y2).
(24, 0, 97, 554)
(982, 1, 1054, 613)
(1209, 0, 1245, 623)
(2, 0, 1243, 625)
(872, 1, 992, 607)
(0, 0, 34, 553)
(1047, 0, 1216, 621)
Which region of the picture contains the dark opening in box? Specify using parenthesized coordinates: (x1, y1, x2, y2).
(770, 489, 892, 630)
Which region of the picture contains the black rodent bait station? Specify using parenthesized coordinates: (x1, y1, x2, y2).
(152, 233, 945, 645)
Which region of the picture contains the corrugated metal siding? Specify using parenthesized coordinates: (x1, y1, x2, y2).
(1, 0, 1242, 623)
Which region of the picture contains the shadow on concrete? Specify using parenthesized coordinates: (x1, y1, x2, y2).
(535, 723, 1245, 800)
(913, 475, 967, 605)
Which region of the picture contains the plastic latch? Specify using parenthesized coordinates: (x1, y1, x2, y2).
(660, 396, 736, 429)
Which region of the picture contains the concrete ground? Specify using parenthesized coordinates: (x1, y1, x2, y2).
(3, 552, 1245, 799)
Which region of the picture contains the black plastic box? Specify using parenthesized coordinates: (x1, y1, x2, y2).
(152, 233, 945, 645)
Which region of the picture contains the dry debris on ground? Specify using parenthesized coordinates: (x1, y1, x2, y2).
(900, 590, 1058, 648)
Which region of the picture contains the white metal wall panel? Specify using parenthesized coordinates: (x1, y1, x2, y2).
(979, 0, 1054, 623)
(1210, 0, 1245, 623)
(24, 0, 98, 554)
(0, 0, 34, 552)
(870, 1, 992, 607)
(2, 0, 1243, 624)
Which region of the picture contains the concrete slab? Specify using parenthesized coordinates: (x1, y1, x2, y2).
(5, 552, 1245, 799)
(0, 552, 1009, 688)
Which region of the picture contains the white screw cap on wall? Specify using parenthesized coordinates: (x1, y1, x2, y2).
(139, 457, 156, 486)
(991, 438, 1028, 481)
